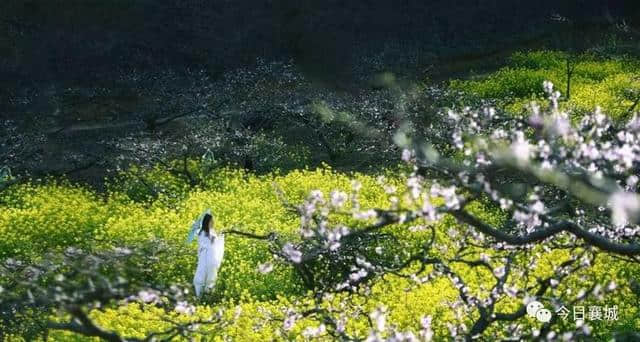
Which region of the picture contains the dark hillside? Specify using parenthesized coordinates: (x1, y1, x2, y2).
(2, 0, 638, 85)
(2, 0, 639, 183)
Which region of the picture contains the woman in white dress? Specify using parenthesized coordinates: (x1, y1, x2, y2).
(192, 213, 225, 297)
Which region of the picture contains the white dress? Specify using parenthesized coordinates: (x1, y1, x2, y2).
(193, 230, 225, 297)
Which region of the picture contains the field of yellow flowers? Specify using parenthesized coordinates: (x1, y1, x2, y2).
(1, 164, 638, 340)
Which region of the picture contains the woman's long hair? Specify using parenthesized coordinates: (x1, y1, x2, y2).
(201, 213, 213, 237)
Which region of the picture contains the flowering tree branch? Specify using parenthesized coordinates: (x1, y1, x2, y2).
(0, 241, 224, 341)
(245, 81, 638, 340)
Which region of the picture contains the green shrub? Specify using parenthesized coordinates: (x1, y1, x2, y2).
(449, 51, 640, 119)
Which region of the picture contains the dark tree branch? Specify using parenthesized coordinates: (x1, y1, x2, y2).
(452, 208, 640, 256)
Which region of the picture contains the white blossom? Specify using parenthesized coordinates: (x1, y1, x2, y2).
(174, 301, 195, 315)
(370, 307, 387, 332)
(330, 190, 348, 208)
(302, 324, 326, 338)
(511, 131, 532, 165)
(493, 266, 506, 278)
(609, 191, 640, 227)
(137, 290, 158, 303)
(282, 243, 302, 263)
(353, 209, 378, 220)
(401, 148, 413, 162)
(258, 262, 274, 274)
(283, 312, 298, 331)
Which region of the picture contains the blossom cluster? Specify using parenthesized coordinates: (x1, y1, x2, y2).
(262, 81, 640, 340)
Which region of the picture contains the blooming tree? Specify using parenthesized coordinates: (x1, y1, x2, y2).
(110, 59, 433, 195)
(0, 241, 226, 341)
(248, 82, 640, 340)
